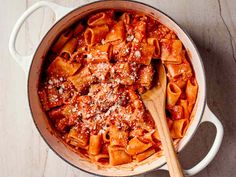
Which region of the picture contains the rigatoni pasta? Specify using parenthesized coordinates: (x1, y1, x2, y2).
(84, 25, 109, 46)
(38, 10, 198, 167)
(59, 38, 77, 59)
(52, 29, 73, 53)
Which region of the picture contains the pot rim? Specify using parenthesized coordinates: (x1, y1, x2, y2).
(27, 0, 207, 176)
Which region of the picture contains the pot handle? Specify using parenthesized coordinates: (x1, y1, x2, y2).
(9, 1, 72, 74)
(160, 104, 223, 176)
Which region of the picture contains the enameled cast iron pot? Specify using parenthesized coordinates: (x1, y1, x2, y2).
(9, 1, 224, 176)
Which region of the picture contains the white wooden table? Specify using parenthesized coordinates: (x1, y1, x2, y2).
(1, 0, 235, 177)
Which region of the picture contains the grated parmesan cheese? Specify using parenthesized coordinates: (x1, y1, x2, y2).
(119, 64, 124, 69)
(72, 107, 77, 112)
(101, 39, 105, 44)
(58, 87, 64, 94)
(134, 51, 141, 58)
(48, 79, 53, 85)
(126, 35, 134, 42)
(87, 53, 92, 59)
(133, 38, 139, 43)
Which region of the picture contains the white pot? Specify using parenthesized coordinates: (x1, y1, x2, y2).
(9, 1, 224, 176)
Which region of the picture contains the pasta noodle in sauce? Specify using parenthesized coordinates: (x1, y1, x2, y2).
(38, 10, 198, 166)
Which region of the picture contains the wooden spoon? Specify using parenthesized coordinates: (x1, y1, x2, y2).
(141, 62, 184, 177)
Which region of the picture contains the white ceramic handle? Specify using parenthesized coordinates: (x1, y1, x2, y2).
(183, 104, 224, 176)
(9, 1, 72, 74)
(160, 104, 223, 176)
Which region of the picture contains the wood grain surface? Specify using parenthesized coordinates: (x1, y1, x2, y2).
(0, 0, 235, 177)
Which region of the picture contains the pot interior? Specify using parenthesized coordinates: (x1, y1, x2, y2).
(28, 1, 206, 176)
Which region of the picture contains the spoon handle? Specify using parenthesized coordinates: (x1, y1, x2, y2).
(147, 102, 184, 177)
